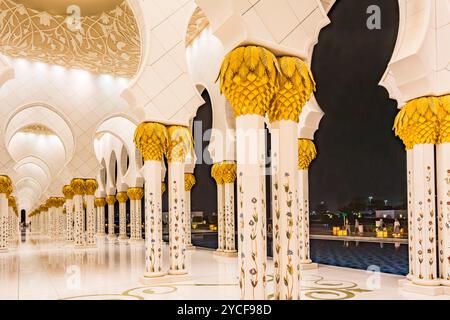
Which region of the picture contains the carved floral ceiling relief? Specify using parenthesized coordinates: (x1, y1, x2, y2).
(0, 0, 141, 78)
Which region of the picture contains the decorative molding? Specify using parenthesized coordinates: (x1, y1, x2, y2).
(19, 124, 56, 136)
(0, 0, 140, 78)
(185, 7, 209, 47)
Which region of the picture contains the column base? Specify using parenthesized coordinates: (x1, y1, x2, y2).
(84, 243, 97, 248)
(168, 269, 188, 276)
(411, 277, 441, 287)
(186, 244, 196, 250)
(213, 250, 237, 257)
(139, 273, 191, 285)
(74, 244, 86, 249)
(129, 238, 144, 244)
(300, 262, 319, 271)
(118, 236, 129, 243)
(398, 278, 448, 296)
(107, 235, 117, 242)
(0, 248, 9, 253)
(96, 233, 107, 239)
(440, 279, 450, 287)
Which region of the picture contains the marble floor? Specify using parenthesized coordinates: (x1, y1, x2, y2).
(0, 232, 448, 300)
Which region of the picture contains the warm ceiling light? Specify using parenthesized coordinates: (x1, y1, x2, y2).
(19, 124, 56, 136)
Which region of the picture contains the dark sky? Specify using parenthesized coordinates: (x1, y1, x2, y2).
(310, 0, 405, 211)
(189, 0, 405, 215)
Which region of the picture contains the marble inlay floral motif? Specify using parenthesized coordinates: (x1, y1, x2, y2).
(0, 0, 140, 77)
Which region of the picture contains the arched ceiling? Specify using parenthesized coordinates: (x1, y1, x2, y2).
(0, 0, 141, 78)
(4, 105, 75, 210)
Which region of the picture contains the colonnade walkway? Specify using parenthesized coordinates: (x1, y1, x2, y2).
(0, 232, 444, 300)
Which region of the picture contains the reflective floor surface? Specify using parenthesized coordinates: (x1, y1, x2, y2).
(0, 232, 448, 300)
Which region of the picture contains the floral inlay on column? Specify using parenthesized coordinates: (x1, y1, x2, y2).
(134, 122, 169, 278)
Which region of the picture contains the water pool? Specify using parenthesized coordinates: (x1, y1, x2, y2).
(190, 233, 408, 276)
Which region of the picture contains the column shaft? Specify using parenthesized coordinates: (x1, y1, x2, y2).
(217, 184, 225, 251)
(0, 194, 8, 251)
(298, 169, 311, 264)
(73, 195, 85, 247)
(185, 190, 193, 247)
(168, 162, 187, 274)
(437, 143, 450, 285)
(271, 121, 299, 300)
(412, 144, 439, 285)
(224, 182, 236, 252)
(406, 149, 415, 280)
(85, 195, 96, 246)
(143, 161, 164, 277)
(236, 115, 267, 300)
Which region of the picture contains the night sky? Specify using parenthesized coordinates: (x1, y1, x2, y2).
(188, 0, 405, 215)
(310, 0, 404, 211)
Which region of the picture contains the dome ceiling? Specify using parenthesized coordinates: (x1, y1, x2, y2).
(15, 0, 124, 16)
(0, 0, 141, 78)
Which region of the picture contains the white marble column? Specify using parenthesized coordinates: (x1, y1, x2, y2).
(235, 115, 268, 300)
(134, 122, 169, 279)
(222, 162, 237, 254)
(128, 188, 144, 243)
(71, 179, 86, 248)
(46, 198, 56, 241)
(411, 144, 440, 286)
(270, 121, 301, 300)
(406, 149, 415, 280)
(57, 198, 66, 242)
(0, 176, 11, 252)
(269, 55, 316, 301)
(184, 173, 196, 249)
(7, 196, 16, 249)
(106, 195, 116, 241)
(85, 179, 98, 247)
(63, 185, 75, 244)
(212, 164, 225, 253)
(297, 140, 318, 270)
(437, 142, 449, 285)
(41, 206, 48, 237)
(129, 191, 136, 241)
(219, 46, 282, 300)
(116, 192, 129, 242)
(95, 198, 107, 238)
(166, 126, 192, 275)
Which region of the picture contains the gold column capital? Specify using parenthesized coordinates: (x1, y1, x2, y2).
(71, 178, 86, 195)
(438, 95, 449, 144)
(268, 56, 315, 123)
(298, 139, 317, 170)
(106, 195, 116, 205)
(62, 185, 74, 199)
(219, 46, 279, 117)
(46, 197, 58, 208)
(0, 175, 13, 195)
(161, 182, 167, 194)
(8, 195, 16, 208)
(166, 126, 193, 163)
(116, 192, 128, 203)
(134, 122, 169, 161)
(85, 179, 98, 195)
(95, 197, 107, 207)
(184, 173, 196, 191)
(393, 96, 440, 148)
(221, 162, 237, 184)
(211, 163, 224, 185)
(127, 187, 144, 200)
(57, 197, 65, 208)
